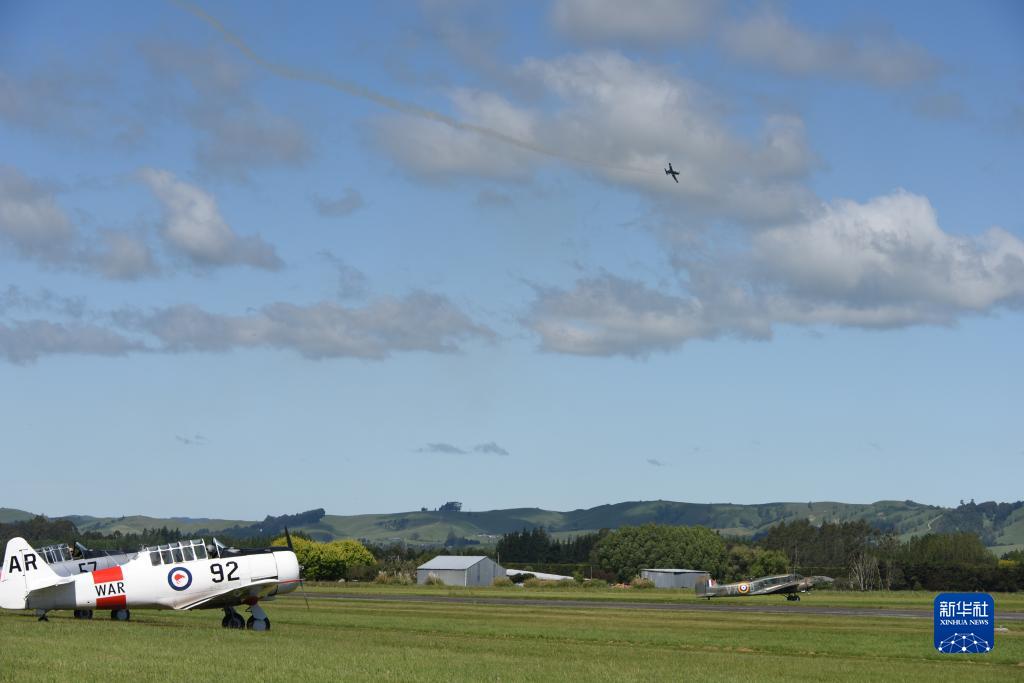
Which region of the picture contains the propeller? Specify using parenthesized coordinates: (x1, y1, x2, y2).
(283, 527, 310, 610)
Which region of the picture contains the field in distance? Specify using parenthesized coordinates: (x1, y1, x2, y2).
(1, 588, 1021, 682)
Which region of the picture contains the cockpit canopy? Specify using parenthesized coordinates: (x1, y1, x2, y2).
(144, 539, 212, 566)
(37, 543, 73, 564)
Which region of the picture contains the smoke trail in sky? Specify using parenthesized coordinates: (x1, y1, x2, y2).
(169, 0, 659, 177)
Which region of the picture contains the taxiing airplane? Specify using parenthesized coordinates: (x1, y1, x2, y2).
(664, 162, 680, 183)
(695, 573, 833, 601)
(0, 534, 300, 630)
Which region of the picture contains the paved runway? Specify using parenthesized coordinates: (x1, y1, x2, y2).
(297, 592, 1024, 621)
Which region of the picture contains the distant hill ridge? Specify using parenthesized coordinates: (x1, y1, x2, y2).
(3, 499, 1022, 553)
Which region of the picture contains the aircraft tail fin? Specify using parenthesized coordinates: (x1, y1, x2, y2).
(0, 537, 61, 609)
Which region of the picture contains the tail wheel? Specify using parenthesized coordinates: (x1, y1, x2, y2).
(246, 616, 271, 631)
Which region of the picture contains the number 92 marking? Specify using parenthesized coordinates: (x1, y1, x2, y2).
(210, 561, 239, 583)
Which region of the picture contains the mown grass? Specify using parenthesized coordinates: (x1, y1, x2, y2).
(1, 591, 1021, 682)
(305, 583, 1024, 613)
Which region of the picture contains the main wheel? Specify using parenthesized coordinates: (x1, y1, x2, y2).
(223, 613, 245, 629)
(110, 609, 130, 621)
(73, 609, 94, 619)
(246, 616, 271, 631)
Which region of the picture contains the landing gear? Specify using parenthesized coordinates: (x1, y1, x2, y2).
(786, 594, 801, 601)
(36, 609, 49, 622)
(73, 609, 94, 619)
(110, 608, 131, 621)
(221, 607, 245, 629)
(245, 604, 271, 631)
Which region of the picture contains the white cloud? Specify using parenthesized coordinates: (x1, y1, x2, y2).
(752, 191, 1024, 324)
(526, 191, 1024, 356)
(0, 166, 75, 261)
(122, 292, 495, 359)
(0, 166, 157, 279)
(376, 52, 815, 224)
(525, 273, 709, 356)
(140, 168, 282, 270)
(551, 0, 719, 44)
(721, 10, 940, 86)
(374, 88, 539, 180)
(0, 320, 143, 364)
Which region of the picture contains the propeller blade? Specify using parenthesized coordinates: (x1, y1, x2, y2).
(284, 527, 294, 551)
(299, 579, 310, 610)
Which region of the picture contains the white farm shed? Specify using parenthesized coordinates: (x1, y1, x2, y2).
(417, 556, 506, 586)
(640, 568, 710, 589)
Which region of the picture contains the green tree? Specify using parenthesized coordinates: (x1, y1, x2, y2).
(591, 524, 726, 582)
(272, 536, 376, 580)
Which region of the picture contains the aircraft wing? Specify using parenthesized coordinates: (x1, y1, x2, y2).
(176, 579, 282, 611)
(751, 580, 801, 595)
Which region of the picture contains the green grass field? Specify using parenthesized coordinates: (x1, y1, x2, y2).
(1, 589, 1021, 682)
(304, 583, 1024, 611)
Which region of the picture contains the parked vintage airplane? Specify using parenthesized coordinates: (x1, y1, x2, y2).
(695, 573, 833, 601)
(34, 542, 131, 578)
(0, 535, 300, 630)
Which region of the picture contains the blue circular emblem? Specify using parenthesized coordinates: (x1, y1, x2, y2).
(168, 566, 193, 591)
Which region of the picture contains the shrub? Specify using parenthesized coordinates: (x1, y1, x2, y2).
(580, 578, 608, 589)
(424, 574, 445, 586)
(630, 577, 656, 589)
(492, 576, 513, 587)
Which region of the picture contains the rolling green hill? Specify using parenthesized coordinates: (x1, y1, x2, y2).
(0, 508, 35, 524)
(4, 500, 1021, 553)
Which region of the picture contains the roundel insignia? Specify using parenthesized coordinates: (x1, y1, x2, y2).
(738, 582, 750, 594)
(168, 566, 193, 591)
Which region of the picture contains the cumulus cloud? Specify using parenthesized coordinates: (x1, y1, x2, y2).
(0, 166, 75, 262)
(140, 168, 282, 270)
(0, 319, 144, 364)
(0, 166, 158, 279)
(751, 191, 1024, 325)
(551, 0, 719, 44)
(1, 287, 494, 364)
(526, 191, 1024, 356)
(312, 188, 364, 218)
(117, 291, 494, 359)
(721, 9, 940, 86)
(525, 273, 709, 356)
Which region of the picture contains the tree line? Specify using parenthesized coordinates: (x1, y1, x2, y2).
(494, 521, 1024, 590)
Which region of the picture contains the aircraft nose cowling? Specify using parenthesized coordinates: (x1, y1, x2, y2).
(274, 550, 301, 594)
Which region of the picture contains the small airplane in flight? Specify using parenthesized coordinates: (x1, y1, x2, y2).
(696, 573, 833, 601)
(664, 162, 680, 183)
(0, 534, 301, 630)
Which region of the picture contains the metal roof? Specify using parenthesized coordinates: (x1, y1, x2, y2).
(417, 555, 491, 571)
(642, 568, 707, 574)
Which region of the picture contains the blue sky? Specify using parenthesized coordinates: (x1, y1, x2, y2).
(1, 1, 1022, 518)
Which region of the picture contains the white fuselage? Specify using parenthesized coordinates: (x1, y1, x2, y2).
(21, 548, 300, 612)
